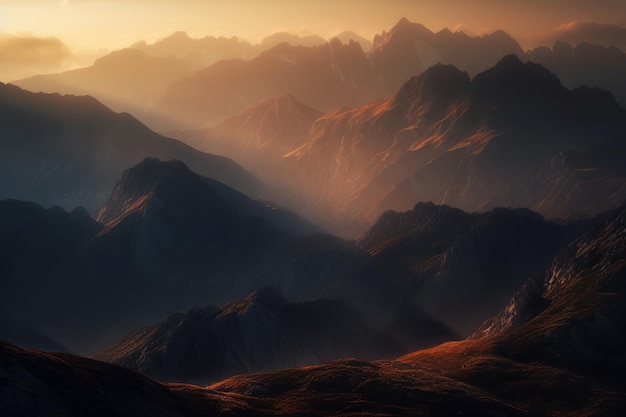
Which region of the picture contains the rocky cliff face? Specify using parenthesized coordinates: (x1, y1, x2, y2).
(472, 204, 626, 385)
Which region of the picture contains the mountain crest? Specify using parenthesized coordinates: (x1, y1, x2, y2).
(393, 64, 470, 107)
(220, 285, 288, 316)
(96, 157, 214, 225)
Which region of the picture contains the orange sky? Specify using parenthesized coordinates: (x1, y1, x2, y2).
(2, 0, 625, 49)
(1, 0, 625, 81)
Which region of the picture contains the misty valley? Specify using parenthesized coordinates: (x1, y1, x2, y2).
(1, 13, 626, 417)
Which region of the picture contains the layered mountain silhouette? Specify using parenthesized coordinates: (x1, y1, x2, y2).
(0, 158, 313, 352)
(0, 82, 259, 213)
(158, 38, 375, 128)
(13, 19, 626, 134)
(94, 286, 396, 384)
(13, 48, 194, 129)
(5, 202, 624, 416)
(172, 94, 323, 172)
(159, 19, 530, 128)
(130, 31, 258, 70)
(2, 154, 580, 361)
(544, 21, 626, 52)
(528, 40, 626, 107)
(370, 18, 524, 93)
(253, 55, 626, 235)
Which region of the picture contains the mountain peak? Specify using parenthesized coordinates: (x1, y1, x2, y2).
(393, 63, 470, 107)
(471, 54, 564, 103)
(96, 157, 211, 225)
(221, 285, 288, 316)
(494, 53, 524, 69)
(390, 17, 432, 38)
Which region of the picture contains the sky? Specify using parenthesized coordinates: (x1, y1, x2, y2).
(1, 0, 626, 80)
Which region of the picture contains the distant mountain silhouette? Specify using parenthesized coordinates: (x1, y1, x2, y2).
(334, 31, 372, 51)
(260, 32, 327, 49)
(545, 21, 626, 52)
(13, 48, 194, 130)
(371, 18, 525, 93)
(159, 38, 375, 128)
(0, 82, 260, 213)
(528, 40, 626, 107)
(355, 203, 583, 336)
(131, 31, 258, 70)
(172, 94, 323, 172)
(159, 19, 529, 129)
(94, 285, 396, 384)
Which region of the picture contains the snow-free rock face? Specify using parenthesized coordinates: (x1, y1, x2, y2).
(261, 55, 626, 236)
(356, 202, 578, 336)
(473, 203, 626, 380)
(0, 82, 260, 213)
(94, 286, 396, 384)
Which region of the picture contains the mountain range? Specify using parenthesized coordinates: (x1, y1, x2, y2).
(13, 19, 529, 130)
(0, 156, 585, 361)
(0, 82, 259, 213)
(3, 201, 625, 416)
(13, 18, 626, 133)
(210, 54, 626, 236)
(0, 156, 310, 352)
(2, 15, 626, 416)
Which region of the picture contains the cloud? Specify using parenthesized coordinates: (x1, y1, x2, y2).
(0, 34, 71, 81)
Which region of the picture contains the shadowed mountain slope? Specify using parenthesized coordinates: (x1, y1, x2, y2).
(528, 41, 626, 107)
(0, 158, 310, 353)
(159, 38, 375, 128)
(0, 82, 260, 213)
(3, 204, 624, 416)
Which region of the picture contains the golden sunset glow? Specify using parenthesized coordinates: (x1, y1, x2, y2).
(3, 0, 626, 51)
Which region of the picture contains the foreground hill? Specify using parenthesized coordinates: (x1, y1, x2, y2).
(0, 82, 260, 213)
(13, 48, 194, 130)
